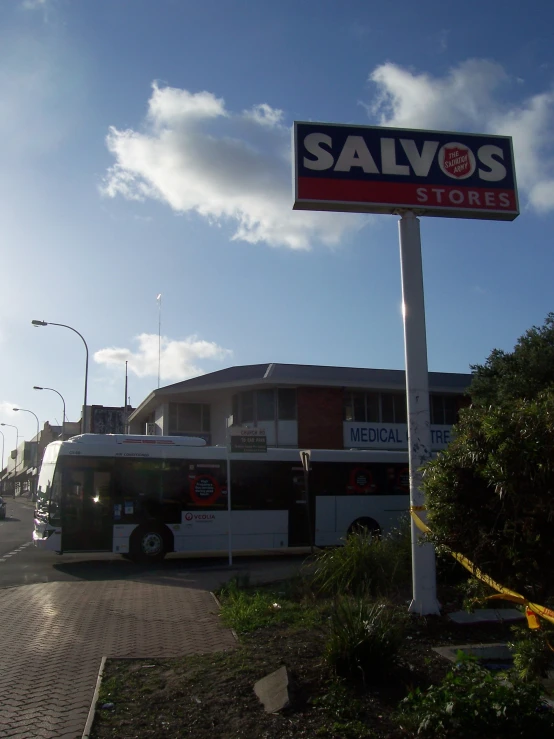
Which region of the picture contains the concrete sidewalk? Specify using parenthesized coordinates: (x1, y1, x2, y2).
(0, 580, 237, 739)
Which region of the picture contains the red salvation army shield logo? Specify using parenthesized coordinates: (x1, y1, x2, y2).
(438, 142, 476, 179)
(190, 474, 221, 506)
(349, 467, 375, 494)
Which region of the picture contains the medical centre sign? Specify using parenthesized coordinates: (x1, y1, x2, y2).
(293, 122, 519, 221)
(345, 422, 452, 451)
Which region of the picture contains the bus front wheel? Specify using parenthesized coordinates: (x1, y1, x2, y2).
(130, 525, 170, 563)
(347, 517, 381, 538)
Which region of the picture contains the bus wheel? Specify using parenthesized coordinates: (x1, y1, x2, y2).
(130, 525, 169, 563)
(347, 517, 381, 538)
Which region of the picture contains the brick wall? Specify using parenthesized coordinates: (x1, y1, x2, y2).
(297, 387, 344, 449)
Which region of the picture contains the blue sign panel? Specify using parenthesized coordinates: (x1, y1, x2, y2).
(343, 422, 452, 450)
(293, 122, 519, 221)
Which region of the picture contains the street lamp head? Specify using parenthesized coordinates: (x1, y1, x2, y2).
(13, 408, 20, 412)
(33, 386, 43, 390)
(30, 318, 88, 434)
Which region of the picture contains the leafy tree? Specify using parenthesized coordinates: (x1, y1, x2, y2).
(469, 312, 554, 407)
(423, 314, 554, 602)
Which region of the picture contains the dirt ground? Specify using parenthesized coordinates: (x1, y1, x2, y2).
(91, 610, 517, 739)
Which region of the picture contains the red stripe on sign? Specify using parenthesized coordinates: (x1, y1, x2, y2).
(297, 178, 517, 211)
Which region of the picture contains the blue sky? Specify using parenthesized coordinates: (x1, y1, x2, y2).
(1, 0, 554, 444)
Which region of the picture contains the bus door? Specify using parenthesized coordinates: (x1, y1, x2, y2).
(289, 467, 313, 547)
(61, 466, 113, 551)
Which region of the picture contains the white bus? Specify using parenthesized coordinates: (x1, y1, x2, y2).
(33, 434, 410, 562)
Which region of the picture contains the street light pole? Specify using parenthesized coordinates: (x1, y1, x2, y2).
(32, 320, 89, 434)
(33, 386, 67, 438)
(1, 423, 19, 454)
(13, 409, 40, 501)
(1, 423, 19, 495)
(13, 408, 40, 461)
(0, 428, 4, 487)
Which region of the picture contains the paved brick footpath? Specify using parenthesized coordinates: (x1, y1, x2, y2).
(0, 581, 236, 739)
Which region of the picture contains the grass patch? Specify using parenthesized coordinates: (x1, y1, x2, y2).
(218, 576, 324, 634)
(313, 678, 374, 738)
(311, 525, 411, 597)
(96, 668, 134, 712)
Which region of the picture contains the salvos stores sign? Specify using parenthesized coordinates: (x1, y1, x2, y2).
(293, 122, 519, 220)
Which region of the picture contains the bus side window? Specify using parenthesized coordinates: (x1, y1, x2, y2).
(231, 462, 291, 510)
(93, 471, 112, 506)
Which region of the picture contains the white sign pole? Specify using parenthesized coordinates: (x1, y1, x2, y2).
(398, 211, 440, 615)
(226, 452, 232, 567)
(225, 418, 233, 567)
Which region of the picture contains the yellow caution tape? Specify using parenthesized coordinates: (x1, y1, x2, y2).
(410, 509, 554, 631)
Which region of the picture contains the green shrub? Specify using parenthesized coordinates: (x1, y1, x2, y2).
(218, 579, 321, 634)
(311, 524, 411, 597)
(455, 575, 497, 612)
(509, 625, 554, 682)
(397, 652, 554, 738)
(325, 598, 406, 681)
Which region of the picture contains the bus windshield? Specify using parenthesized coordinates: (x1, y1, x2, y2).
(35, 443, 62, 525)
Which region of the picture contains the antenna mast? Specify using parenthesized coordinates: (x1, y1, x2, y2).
(157, 293, 162, 388)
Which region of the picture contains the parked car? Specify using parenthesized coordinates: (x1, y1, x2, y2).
(0, 496, 6, 519)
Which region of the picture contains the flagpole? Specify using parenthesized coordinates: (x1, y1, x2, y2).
(124, 360, 128, 433)
(156, 293, 162, 389)
(226, 416, 233, 566)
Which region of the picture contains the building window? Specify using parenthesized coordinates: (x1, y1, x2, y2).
(381, 393, 407, 424)
(240, 392, 255, 423)
(277, 389, 296, 421)
(344, 392, 380, 422)
(430, 394, 458, 425)
(344, 391, 461, 425)
(257, 389, 276, 421)
(366, 393, 379, 422)
(168, 403, 210, 434)
(344, 391, 405, 423)
(232, 389, 297, 424)
(353, 392, 366, 421)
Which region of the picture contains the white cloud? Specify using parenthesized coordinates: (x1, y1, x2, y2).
(370, 59, 509, 131)
(243, 103, 284, 128)
(148, 85, 227, 126)
(0, 402, 19, 418)
(526, 179, 554, 212)
(94, 332, 232, 382)
(368, 59, 554, 213)
(20, 0, 54, 19)
(102, 82, 363, 250)
(21, 0, 47, 8)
